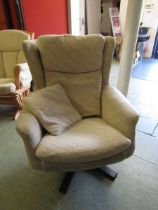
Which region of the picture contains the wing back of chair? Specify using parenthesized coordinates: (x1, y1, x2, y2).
(19, 34, 139, 172)
(23, 35, 115, 117)
(0, 30, 33, 79)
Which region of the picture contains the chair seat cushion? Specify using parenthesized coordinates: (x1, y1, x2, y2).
(24, 83, 81, 135)
(36, 118, 131, 163)
(0, 78, 16, 94)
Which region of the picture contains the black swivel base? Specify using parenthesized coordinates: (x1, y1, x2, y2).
(96, 166, 118, 181)
(59, 166, 118, 194)
(59, 172, 75, 194)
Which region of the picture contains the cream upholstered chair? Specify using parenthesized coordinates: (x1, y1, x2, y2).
(0, 30, 34, 119)
(16, 35, 139, 193)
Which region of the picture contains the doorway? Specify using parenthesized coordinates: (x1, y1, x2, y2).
(152, 27, 158, 59)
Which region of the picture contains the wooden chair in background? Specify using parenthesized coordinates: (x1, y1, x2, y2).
(0, 30, 34, 119)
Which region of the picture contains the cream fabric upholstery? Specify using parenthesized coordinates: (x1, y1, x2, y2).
(16, 35, 139, 172)
(0, 30, 30, 51)
(45, 71, 101, 116)
(37, 35, 104, 117)
(37, 35, 104, 73)
(36, 118, 131, 163)
(16, 108, 138, 172)
(0, 30, 32, 90)
(25, 35, 105, 117)
(102, 85, 138, 140)
(24, 84, 81, 135)
(0, 79, 16, 94)
(0, 78, 15, 84)
(22, 40, 45, 89)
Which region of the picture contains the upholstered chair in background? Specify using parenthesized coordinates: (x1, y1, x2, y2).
(0, 30, 34, 119)
(16, 35, 139, 193)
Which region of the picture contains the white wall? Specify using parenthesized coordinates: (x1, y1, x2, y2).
(69, 0, 85, 35)
(119, 0, 128, 35)
(101, 0, 113, 35)
(86, 0, 101, 34)
(79, 0, 85, 35)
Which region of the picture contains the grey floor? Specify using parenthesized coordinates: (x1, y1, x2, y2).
(110, 59, 158, 137)
(101, 59, 158, 210)
(0, 59, 158, 210)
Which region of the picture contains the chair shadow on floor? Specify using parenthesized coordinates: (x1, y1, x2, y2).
(0, 105, 17, 119)
(0, 168, 63, 210)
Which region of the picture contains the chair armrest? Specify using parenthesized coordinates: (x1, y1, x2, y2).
(14, 63, 32, 89)
(102, 85, 139, 140)
(16, 111, 44, 169)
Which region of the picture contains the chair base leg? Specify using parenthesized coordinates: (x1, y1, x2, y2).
(59, 166, 118, 194)
(59, 172, 75, 194)
(96, 166, 118, 181)
(13, 109, 21, 120)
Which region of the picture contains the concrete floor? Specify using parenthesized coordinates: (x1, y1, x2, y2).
(0, 59, 158, 210)
(110, 59, 158, 136)
(55, 58, 158, 210)
(84, 59, 158, 210)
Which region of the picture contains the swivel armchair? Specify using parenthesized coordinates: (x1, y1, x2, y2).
(16, 34, 139, 193)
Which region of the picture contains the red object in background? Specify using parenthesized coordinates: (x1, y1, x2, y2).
(21, 0, 68, 37)
(0, 0, 7, 29)
(8, 0, 20, 29)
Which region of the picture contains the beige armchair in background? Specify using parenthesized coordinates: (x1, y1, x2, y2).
(16, 34, 139, 193)
(0, 30, 34, 119)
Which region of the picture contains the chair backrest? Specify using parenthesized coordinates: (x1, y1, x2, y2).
(0, 30, 33, 79)
(23, 35, 115, 117)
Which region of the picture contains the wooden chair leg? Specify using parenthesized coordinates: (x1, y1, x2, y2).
(14, 93, 23, 120)
(17, 94, 23, 109)
(23, 88, 30, 97)
(25, 88, 30, 96)
(14, 109, 21, 120)
(0, 87, 30, 120)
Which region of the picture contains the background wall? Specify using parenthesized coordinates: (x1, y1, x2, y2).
(8, 0, 20, 29)
(70, 0, 85, 35)
(21, 0, 68, 37)
(86, 0, 101, 34)
(101, 0, 113, 35)
(119, 0, 128, 35)
(0, 0, 8, 30)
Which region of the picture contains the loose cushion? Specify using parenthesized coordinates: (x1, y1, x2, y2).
(24, 83, 81, 135)
(0, 78, 16, 94)
(35, 118, 131, 163)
